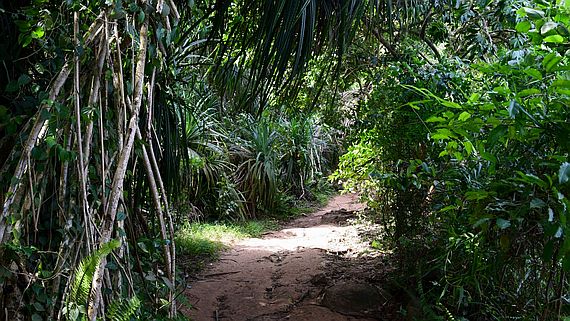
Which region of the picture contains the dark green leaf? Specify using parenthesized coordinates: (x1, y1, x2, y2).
(117, 211, 127, 221)
(530, 198, 546, 209)
(496, 218, 511, 229)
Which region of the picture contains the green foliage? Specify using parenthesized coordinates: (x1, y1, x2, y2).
(333, 1, 570, 319)
(106, 297, 141, 321)
(64, 240, 139, 321)
(278, 114, 332, 197)
(391, 1, 569, 319)
(235, 117, 279, 215)
(67, 241, 120, 310)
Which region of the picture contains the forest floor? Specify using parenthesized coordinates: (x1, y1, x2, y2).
(180, 194, 404, 321)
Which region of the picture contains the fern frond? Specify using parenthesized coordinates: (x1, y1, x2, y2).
(107, 296, 141, 321)
(67, 240, 122, 312)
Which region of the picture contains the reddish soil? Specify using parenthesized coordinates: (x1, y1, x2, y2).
(181, 194, 402, 321)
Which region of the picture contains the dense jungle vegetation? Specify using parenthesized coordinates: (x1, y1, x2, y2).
(0, 0, 569, 320)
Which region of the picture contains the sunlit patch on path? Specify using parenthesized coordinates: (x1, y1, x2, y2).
(181, 194, 395, 321)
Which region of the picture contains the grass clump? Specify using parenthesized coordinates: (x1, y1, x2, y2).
(175, 220, 278, 257)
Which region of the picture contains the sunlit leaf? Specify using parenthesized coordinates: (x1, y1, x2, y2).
(543, 34, 564, 43)
(516, 20, 532, 33)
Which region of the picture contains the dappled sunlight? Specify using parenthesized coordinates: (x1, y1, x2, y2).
(237, 224, 371, 255)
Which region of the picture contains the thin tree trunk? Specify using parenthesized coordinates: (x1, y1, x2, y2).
(88, 15, 149, 321)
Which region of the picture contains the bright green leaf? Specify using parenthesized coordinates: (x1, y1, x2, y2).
(543, 34, 564, 43)
(518, 7, 545, 19)
(543, 52, 563, 72)
(517, 88, 541, 97)
(431, 128, 456, 140)
(516, 20, 532, 33)
(441, 100, 462, 109)
(551, 79, 570, 88)
(31, 27, 45, 39)
(426, 116, 447, 123)
(524, 68, 543, 80)
(458, 111, 471, 121)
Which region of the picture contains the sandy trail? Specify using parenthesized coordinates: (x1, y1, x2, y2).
(182, 194, 393, 321)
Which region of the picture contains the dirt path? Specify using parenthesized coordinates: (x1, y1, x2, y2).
(182, 194, 400, 321)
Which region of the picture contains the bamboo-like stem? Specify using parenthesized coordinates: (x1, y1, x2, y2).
(136, 127, 174, 310)
(145, 72, 176, 314)
(88, 14, 149, 321)
(74, 11, 93, 253)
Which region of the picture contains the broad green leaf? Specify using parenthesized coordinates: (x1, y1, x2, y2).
(45, 136, 56, 148)
(443, 111, 455, 119)
(543, 34, 564, 43)
(517, 7, 545, 19)
(551, 79, 570, 88)
(493, 86, 511, 95)
(517, 88, 541, 97)
(463, 140, 475, 155)
(441, 100, 462, 109)
(137, 10, 145, 24)
(458, 111, 471, 121)
(541, 21, 559, 35)
(468, 93, 481, 103)
(465, 190, 493, 200)
(31, 27, 45, 39)
(516, 20, 532, 33)
(431, 128, 456, 140)
(18, 74, 31, 87)
(517, 171, 548, 188)
(543, 52, 563, 72)
(524, 68, 543, 80)
(14, 20, 30, 32)
(558, 24, 570, 37)
(508, 100, 520, 118)
(481, 151, 497, 163)
(530, 198, 546, 208)
(426, 116, 447, 123)
(496, 218, 511, 229)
